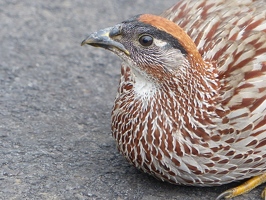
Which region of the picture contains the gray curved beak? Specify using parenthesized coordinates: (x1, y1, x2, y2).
(81, 26, 130, 56)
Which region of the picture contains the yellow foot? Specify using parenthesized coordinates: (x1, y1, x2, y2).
(216, 173, 266, 199)
(261, 187, 266, 200)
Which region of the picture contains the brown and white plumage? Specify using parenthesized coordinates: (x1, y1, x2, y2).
(158, 0, 266, 184)
(82, 0, 266, 198)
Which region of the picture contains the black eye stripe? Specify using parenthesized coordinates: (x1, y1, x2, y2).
(139, 35, 153, 46)
(122, 18, 188, 55)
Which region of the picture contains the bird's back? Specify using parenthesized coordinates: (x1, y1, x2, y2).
(161, 0, 266, 183)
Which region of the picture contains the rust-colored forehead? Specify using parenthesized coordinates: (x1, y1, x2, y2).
(138, 14, 199, 57)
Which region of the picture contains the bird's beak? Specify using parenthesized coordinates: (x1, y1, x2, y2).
(81, 26, 130, 56)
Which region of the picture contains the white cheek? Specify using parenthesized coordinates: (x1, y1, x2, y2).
(162, 49, 187, 71)
(153, 39, 186, 70)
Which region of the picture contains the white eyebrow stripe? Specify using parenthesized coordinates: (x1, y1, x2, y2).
(153, 38, 168, 47)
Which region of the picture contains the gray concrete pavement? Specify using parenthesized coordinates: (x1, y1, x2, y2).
(0, 0, 263, 199)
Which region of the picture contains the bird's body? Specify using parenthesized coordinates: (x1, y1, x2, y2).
(82, 0, 266, 198)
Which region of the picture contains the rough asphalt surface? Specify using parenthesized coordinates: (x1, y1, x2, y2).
(0, 0, 264, 199)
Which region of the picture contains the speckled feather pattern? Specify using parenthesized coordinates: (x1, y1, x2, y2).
(111, 0, 266, 186)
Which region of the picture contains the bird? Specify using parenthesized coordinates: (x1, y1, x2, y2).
(81, 0, 266, 199)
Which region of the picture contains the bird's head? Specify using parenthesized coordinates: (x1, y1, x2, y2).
(82, 14, 209, 85)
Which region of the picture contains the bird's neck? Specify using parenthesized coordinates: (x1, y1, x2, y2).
(115, 62, 220, 133)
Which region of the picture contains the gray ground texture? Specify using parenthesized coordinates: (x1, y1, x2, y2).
(0, 0, 264, 199)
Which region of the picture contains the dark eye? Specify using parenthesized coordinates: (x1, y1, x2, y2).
(139, 35, 153, 46)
